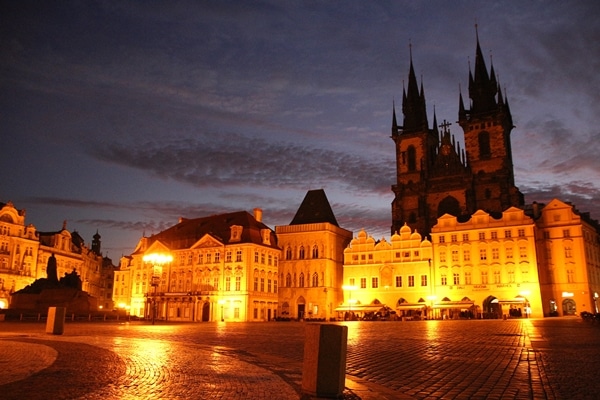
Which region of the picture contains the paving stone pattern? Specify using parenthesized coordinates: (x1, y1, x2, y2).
(1, 318, 599, 399)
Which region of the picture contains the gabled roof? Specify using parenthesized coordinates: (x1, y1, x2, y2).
(290, 189, 339, 226)
(147, 210, 277, 250)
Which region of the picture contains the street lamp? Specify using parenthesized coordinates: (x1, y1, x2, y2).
(342, 285, 357, 320)
(143, 252, 173, 325)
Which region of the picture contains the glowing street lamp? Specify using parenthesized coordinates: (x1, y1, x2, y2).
(342, 285, 357, 320)
(143, 252, 173, 325)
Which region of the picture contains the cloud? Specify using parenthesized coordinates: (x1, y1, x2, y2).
(87, 132, 395, 194)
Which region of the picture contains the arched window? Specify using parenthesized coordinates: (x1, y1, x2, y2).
(478, 131, 491, 159)
(299, 273, 305, 287)
(285, 247, 292, 260)
(285, 273, 291, 287)
(407, 145, 417, 171)
(299, 246, 305, 259)
(312, 272, 319, 287)
(437, 196, 461, 217)
(312, 245, 319, 259)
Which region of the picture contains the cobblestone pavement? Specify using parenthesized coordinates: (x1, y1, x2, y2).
(1, 317, 599, 399)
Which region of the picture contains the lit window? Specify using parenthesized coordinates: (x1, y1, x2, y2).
(465, 271, 472, 285)
(372, 277, 378, 288)
(463, 249, 471, 261)
(408, 275, 415, 287)
(481, 271, 488, 284)
(453, 273, 460, 285)
(395, 276, 402, 287)
(493, 270, 501, 284)
(421, 275, 428, 286)
(480, 249, 487, 260)
(360, 278, 367, 289)
(441, 275, 447, 286)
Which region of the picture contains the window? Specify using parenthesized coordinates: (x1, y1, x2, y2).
(451, 235, 457, 243)
(285, 273, 291, 287)
(285, 247, 292, 260)
(481, 271, 488, 284)
(299, 246, 305, 259)
(441, 275, 447, 286)
(235, 276, 241, 291)
(491, 231, 498, 239)
(421, 275, 428, 286)
(226, 251, 232, 262)
(312, 273, 318, 287)
(479, 232, 485, 240)
(506, 247, 513, 259)
(273, 280, 278, 293)
(519, 246, 527, 258)
(188, 253, 193, 265)
(213, 277, 219, 290)
(407, 145, 417, 171)
(452, 250, 459, 262)
(440, 252, 447, 263)
(439, 236, 446, 243)
(360, 278, 367, 289)
(260, 278, 265, 292)
(565, 246, 573, 258)
(236, 250, 242, 262)
(462, 233, 469, 241)
(349, 278, 355, 286)
(518, 229, 526, 237)
(254, 252, 259, 263)
(261, 253, 265, 264)
(372, 277, 378, 288)
(268, 255, 272, 266)
(480, 249, 487, 261)
(563, 229, 571, 238)
(492, 248, 499, 260)
(299, 273, 305, 287)
(408, 275, 415, 287)
(453, 273, 460, 285)
(206, 253, 212, 264)
(198, 254, 203, 264)
(478, 131, 491, 159)
(508, 270, 515, 283)
(504, 230, 512, 238)
(312, 245, 319, 258)
(395, 276, 402, 287)
(463, 249, 471, 262)
(465, 271, 472, 285)
(214, 252, 220, 263)
(226, 276, 231, 291)
(253, 277, 258, 291)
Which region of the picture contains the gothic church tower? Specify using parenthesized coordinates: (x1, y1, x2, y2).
(458, 33, 524, 214)
(392, 34, 523, 237)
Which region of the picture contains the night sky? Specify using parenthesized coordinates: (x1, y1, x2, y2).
(2, 1, 599, 257)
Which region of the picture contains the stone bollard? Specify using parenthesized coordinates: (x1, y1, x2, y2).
(302, 324, 348, 398)
(46, 307, 66, 335)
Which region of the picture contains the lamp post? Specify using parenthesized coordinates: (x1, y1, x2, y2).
(218, 299, 225, 321)
(143, 252, 173, 325)
(342, 285, 357, 320)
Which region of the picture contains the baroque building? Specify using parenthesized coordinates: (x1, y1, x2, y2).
(0, 201, 109, 310)
(276, 189, 352, 321)
(118, 209, 280, 322)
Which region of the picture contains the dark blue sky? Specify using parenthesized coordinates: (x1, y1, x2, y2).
(2, 1, 599, 257)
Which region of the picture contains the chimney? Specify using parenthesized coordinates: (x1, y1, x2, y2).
(253, 208, 263, 223)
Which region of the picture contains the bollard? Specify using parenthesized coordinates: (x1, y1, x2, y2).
(302, 324, 348, 398)
(46, 307, 66, 335)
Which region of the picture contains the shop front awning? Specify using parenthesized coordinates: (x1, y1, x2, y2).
(497, 299, 527, 305)
(433, 301, 475, 309)
(334, 305, 387, 313)
(396, 304, 427, 310)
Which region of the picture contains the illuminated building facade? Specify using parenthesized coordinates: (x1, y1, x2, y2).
(118, 209, 280, 322)
(534, 199, 600, 316)
(0, 201, 107, 310)
(276, 189, 352, 321)
(342, 226, 433, 319)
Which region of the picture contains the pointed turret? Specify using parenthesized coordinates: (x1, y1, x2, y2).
(401, 50, 429, 134)
(468, 32, 498, 115)
(391, 100, 399, 135)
